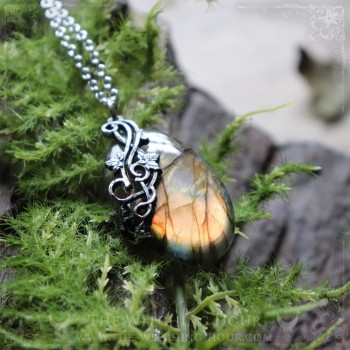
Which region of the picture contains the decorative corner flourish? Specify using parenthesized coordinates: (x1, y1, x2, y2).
(238, 3, 347, 110)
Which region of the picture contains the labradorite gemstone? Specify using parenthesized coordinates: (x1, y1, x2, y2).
(144, 132, 235, 264)
(106, 131, 235, 264)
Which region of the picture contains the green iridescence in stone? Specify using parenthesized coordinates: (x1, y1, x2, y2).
(106, 131, 235, 264)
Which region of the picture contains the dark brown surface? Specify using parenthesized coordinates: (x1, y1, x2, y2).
(0, 139, 16, 290)
(0, 139, 13, 219)
(229, 142, 350, 349)
(1, 1, 349, 347)
(170, 87, 350, 349)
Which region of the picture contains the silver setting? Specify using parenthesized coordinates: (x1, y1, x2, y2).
(41, 1, 163, 236)
(102, 119, 162, 236)
(40, 0, 118, 113)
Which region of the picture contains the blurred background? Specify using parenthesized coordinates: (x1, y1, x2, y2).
(129, 0, 350, 155)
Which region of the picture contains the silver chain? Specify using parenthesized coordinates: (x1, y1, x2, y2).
(40, 0, 119, 113)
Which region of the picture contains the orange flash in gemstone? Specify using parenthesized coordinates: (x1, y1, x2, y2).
(151, 149, 235, 264)
(106, 130, 235, 264)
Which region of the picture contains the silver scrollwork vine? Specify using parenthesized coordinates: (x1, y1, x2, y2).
(41, 1, 163, 236)
(102, 119, 162, 235)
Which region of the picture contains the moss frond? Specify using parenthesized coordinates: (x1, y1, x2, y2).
(0, 1, 349, 349)
(200, 103, 291, 182)
(235, 163, 320, 224)
(0, 0, 185, 198)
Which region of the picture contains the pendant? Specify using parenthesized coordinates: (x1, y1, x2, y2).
(102, 117, 235, 264)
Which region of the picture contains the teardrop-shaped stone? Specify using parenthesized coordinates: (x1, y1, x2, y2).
(106, 131, 235, 264)
(144, 132, 235, 264)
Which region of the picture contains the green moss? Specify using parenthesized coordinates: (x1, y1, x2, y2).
(200, 103, 291, 183)
(0, 0, 184, 198)
(0, 1, 349, 349)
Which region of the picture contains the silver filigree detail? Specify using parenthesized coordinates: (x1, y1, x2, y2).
(105, 153, 125, 172)
(137, 152, 161, 170)
(102, 118, 161, 236)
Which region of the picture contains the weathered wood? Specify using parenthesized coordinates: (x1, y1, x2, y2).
(170, 87, 350, 349)
(1, 1, 349, 347)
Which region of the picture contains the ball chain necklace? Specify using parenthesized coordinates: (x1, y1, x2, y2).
(40, 0, 235, 264)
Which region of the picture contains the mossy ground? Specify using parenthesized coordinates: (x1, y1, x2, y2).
(0, 1, 349, 349)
